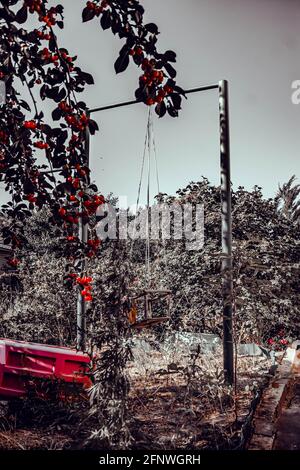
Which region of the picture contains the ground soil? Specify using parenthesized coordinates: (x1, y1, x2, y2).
(0, 349, 271, 450)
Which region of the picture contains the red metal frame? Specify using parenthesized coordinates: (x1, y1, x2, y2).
(0, 338, 92, 399)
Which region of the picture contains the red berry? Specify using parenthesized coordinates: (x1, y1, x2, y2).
(135, 46, 143, 56)
(140, 74, 148, 83)
(86, 1, 95, 10)
(26, 193, 37, 203)
(34, 141, 49, 150)
(7, 258, 19, 267)
(146, 97, 155, 106)
(164, 85, 174, 95)
(84, 294, 93, 302)
(58, 207, 66, 217)
(24, 120, 37, 130)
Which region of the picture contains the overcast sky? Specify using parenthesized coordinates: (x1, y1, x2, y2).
(1, 0, 300, 207)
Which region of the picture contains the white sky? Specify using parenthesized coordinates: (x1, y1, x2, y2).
(1, 0, 300, 206)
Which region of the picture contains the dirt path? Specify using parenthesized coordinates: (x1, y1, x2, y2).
(273, 381, 300, 450)
(249, 343, 300, 450)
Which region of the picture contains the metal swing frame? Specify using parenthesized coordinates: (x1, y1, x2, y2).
(78, 81, 234, 384)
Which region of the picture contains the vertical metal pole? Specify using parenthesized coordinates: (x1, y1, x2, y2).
(76, 111, 90, 351)
(219, 80, 234, 385)
(0, 80, 6, 106)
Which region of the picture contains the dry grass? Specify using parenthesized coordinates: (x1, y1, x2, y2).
(0, 333, 271, 450)
(127, 332, 271, 449)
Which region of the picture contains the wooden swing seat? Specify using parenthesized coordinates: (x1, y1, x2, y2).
(128, 289, 171, 329)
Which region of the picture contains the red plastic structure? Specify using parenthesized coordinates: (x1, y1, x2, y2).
(0, 338, 92, 399)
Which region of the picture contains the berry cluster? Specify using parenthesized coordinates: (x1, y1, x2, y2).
(60, 51, 73, 64)
(66, 176, 81, 190)
(23, 121, 48, 150)
(130, 51, 174, 106)
(87, 237, 101, 258)
(66, 235, 78, 242)
(57, 193, 104, 226)
(40, 7, 58, 27)
(58, 207, 79, 225)
(33, 140, 49, 150)
(86, 0, 109, 16)
(59, 102, 89, 132)
(82, 194, 105, 215)
(266, 328, 289, 351)
(76, 275, 93, 302)
(26, 193, 37, 203)
(25, 1, 58, 26)
(25, 0, 42, 14)
(23, 120, 38, 130)
(7, 258, 20, 268)
(41, 47, 59, 65)
(0, 71, 5, 80)
(34, 29, 51, 41)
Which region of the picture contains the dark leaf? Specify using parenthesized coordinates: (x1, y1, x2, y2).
(174, 85, 187, 98)
(133, 54, 143, 66)
(170, 93, 182, 110)
(155, 101, 166, 118)
(111, 16, 121, 34)
(36, 111, 44, 120)
(134, 10, 142, 24)
(57, 88, 66, 101)
(145, 23, 159, 34)
(166, 79, 176, 88)
(15, 5, 27, 24)
(49, 36, 56, 52)
(82, 6, 95, 22)
(126, 36, 135, 48)
(40, 84, 47, 100)
(167, 106, 178, 118)
(23, 179, 35, 194)
(77, 101, 87, 110)
(88, 119, 99, 135)
(114, 53, 129, 74)
(100, 10, 111, 30)
(136, 5, 145, 15)
(55, 5, 64, 14)
(164, 50, 177, 63)
(52, 107, 62, 121)
(164, 62, 177, 79)
(19, 100, 31, 112)
(80, 71, 94, 85)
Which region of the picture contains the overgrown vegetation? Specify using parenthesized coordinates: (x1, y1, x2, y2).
(0, 177, 299, 448)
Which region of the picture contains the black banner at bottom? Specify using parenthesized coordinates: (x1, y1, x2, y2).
(0, 450, 299, 468)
